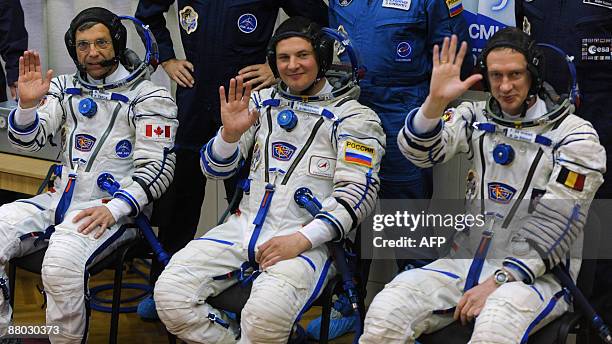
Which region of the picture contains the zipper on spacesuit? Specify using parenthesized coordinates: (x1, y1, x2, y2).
(464, 212, 503, 291)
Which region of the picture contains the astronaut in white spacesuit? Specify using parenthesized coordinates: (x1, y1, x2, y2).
(0, 7, 177, 343)
(154, 16, 385, 344)
(361, 28, 606, 344)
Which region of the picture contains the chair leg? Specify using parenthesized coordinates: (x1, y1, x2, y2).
(109, 249, 128, 344)
(8, 262, 16, 309)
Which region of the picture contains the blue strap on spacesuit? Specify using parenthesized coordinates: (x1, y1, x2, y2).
(212, 171, 280, 285)
(473, 122, 553, 147)
(54, 172, 77, 225)
(54, 158, 87, 227)
(213, 182, 276, 285)
(64, 87, 129, 103)
(31, 169, 78, 247)
(463, 212, 503, 291)
(248, 184, 276, 266)
(262, 98, 336, 120)
(431, 212, 503, 315)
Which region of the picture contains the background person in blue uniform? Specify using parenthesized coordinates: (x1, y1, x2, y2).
(329, 0, 472, 203)
(516, 0, 612, 299)
(307, 0, 473, 339)
(0, 0, 27, 102)
(134, 0, 328, 319)
(517, 0, 612, 198)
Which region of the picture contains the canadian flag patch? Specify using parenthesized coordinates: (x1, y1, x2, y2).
(144, 123, 172, 141)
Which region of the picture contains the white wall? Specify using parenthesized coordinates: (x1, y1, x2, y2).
(18, 0, 183, 92)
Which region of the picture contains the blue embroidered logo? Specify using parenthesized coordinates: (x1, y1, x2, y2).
(115, 139, 132, 159)
(75, 134, 96, 152)
(396, 41, 412, 59)
(488, 182, 516, 204)
(238, 14, 257, 34)
(272, 142, 296, 161)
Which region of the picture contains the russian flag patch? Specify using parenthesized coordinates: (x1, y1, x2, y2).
(344, 140, 375, 168)
(446, 0, 463, 17)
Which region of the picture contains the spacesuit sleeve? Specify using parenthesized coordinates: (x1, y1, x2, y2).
(314, 105, 386, 241)
(135, 0, 176, 63)
(398, 102, 476, 168)
(426, 0, 474, 77)
(8, 75, 66, 152)
(508, 120, 606, 283)
(200, 92, 260, 179)
(116, 86, 178, 216)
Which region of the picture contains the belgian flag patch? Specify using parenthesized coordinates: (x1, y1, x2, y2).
(556, 167, 585, 192)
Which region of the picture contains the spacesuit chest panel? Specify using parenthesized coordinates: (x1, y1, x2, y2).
(252, 108, 333, 180)
(64, 95, 133, 173)
(473, 125, 554, 217)
(245, 106, 337, 231)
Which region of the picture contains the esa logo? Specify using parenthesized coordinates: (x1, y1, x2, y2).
(588, 45, 610, 54)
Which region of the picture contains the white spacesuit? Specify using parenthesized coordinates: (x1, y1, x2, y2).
(361, 30, 606, 343)
(0, 8, 177, 343)
(154, 19, 385, 343)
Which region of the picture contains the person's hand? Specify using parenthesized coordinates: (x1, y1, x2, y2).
(17, 50, 53, 109)
(219, 76, 260, 143)
(238, 63, 276, 91)
(454, 275, 498, 325)
(161, 58, 195, 88)
(421, 35, 483, 119)
(9, 82, 17, 100)
(74, 206, 117, 239)
(256, 232, 312, 270)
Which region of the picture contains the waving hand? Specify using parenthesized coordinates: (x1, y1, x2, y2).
(219, 77, 260, 143)
(18, 50, 53, 109)
(422, 35, 483, 119)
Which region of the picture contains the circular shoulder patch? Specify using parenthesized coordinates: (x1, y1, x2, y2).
(238, 13, 258, 34)
(397, 41, 412, 59)
(115, 139, 132, 159)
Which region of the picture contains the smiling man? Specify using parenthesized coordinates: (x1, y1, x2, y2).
(0, 7, 177, 342)
(153, 17, 385, 343)
(361, 27, 606, 343)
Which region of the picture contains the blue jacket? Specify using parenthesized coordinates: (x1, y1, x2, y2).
(135, 0, 328, 146)
(518, 0, 612, 196)
(329, 0, 472, 182)
(0, 0, 27, 102)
